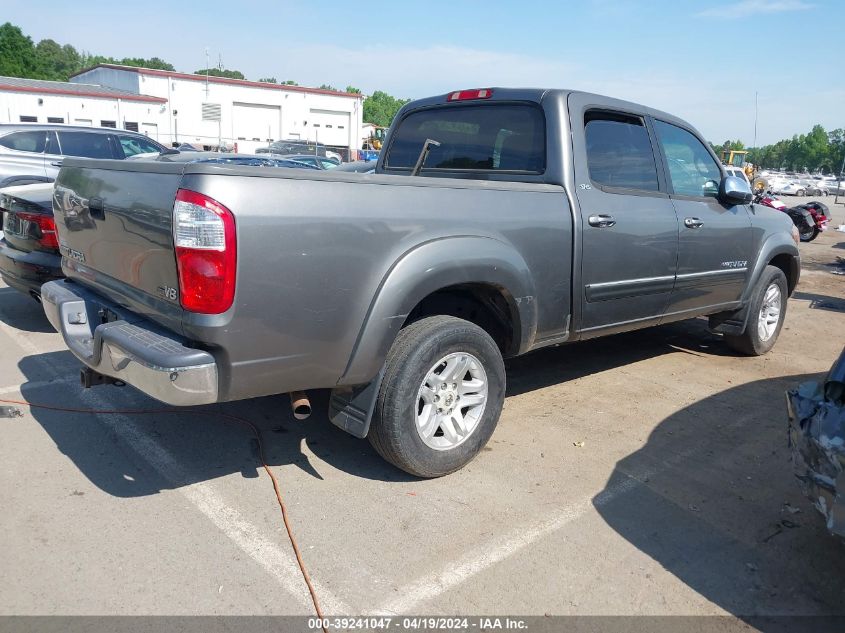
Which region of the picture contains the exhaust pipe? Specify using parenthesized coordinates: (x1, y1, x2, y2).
(289, 391, 312, 420)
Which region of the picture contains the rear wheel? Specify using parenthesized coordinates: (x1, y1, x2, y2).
(799, 226, 820, 242)
(796, 189, 806, 196)
(369, 315, 505, 478)
(724, 265, 788, 356)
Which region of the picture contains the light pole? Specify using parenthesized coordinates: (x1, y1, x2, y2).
(752, 91, 758, 150)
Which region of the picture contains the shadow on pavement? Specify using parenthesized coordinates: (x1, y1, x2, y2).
(792, 291, 845, 313)
(506, 317, 730, 397)
(18, 351, 418, 495)
(593, 372, 845, 620)
(0, 286, 55, 333)
(18, 317, 736, 498)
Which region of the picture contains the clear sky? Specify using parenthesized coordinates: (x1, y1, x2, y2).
(4, 0, 843, 146)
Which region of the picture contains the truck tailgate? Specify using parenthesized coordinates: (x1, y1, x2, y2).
(53, 159, 184, 330)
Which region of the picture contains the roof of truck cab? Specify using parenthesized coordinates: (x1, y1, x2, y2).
(401, 88, 695, 130)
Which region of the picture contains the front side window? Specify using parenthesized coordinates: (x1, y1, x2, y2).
(116, 134, 163, 157)
(654, 120, 722, 198)
(0, 131, 47, 153)
(57, 132, 114, 159)
(584, 112, 659, 191)
(386, 104, 545, 173)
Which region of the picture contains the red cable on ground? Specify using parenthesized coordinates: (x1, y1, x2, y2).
(0, 396, 329, 632)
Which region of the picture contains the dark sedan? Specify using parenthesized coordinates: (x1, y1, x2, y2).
(269, 154, 341, 170)
(255, 140, 341, 161)
(0, 154, 318, 301)
(0, 183, 62, 299)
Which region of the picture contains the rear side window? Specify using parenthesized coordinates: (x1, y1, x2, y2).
(653, 120, 722, 198)
(0, 131, 47, 153)
(584, 112, 659, 191)
(116, 134, 163, 157)
(56, 132, 115, 159)
(386, 104, 545, 173)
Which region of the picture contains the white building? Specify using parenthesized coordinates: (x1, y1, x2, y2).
(0, 75, 168, 134)
(71, 65, 364, 155)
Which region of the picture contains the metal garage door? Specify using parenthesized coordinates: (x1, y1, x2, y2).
(232, 103, 281, 143)
(309, 109, 350, 146)
(141, 123, 158, 140)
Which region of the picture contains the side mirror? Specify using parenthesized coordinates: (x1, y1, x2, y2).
(719, 175, 753, 205)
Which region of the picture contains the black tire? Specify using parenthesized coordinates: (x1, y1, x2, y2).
(368, 315, 505, 478)
(724, 265, 788, 356)
(796, 189, 805, 196)
(799, 226, 820, 242)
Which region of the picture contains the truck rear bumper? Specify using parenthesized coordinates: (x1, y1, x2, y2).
(41, 279, 218, 406)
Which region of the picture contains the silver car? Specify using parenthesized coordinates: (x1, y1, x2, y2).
(0, 124, 166, 187)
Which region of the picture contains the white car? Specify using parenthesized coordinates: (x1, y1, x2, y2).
(771, 181, 808, 196)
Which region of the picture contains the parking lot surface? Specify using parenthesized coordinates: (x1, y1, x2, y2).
(2, 196, 845, 620)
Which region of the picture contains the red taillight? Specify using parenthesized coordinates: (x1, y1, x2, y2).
(16, 212, 59, 249)
(447, 88, 493, 102)
(173, 189, 236, 314)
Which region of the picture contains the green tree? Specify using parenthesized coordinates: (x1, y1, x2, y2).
(34, 39, 82, 80)
(345, 85, 362, 94)
(363, 90, 411, 127)
(79, 53, 174, 72)
(258, 77, 278, 83)
(0, 22, 37, 78)
(828, 129, 845, 175)
(746, 124, 845, 173)
(120, 56, 173, 70)
(281, 80, 298, 85)
(194, 67, 245, 80)
(319, 84, 339, 91)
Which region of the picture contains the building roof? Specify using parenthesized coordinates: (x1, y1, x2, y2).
(0, 75, 167, 103)
(71, 64, 364, 100)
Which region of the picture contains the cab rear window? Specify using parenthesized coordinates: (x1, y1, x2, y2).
(385, 104, 545, 173)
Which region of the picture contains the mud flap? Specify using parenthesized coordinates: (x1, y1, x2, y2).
(328, 366, 386, 439)
(708, 305, 749, 336)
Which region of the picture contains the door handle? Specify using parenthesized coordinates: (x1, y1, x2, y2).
(588, 214, 616, 228)
(50, 161, 63, 167)
(684, 217, 704, 229)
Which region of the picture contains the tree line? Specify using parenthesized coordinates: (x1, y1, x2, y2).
(712, 125, 845, 175)
(747, 125, 844, 174)
(0, 22, 174, 81)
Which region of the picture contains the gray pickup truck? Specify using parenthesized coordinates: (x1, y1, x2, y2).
(41, 88, 800, 477)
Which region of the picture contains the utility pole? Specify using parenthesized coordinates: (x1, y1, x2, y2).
(753, 92, 758, 150)
(205, 47, 210, 97)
